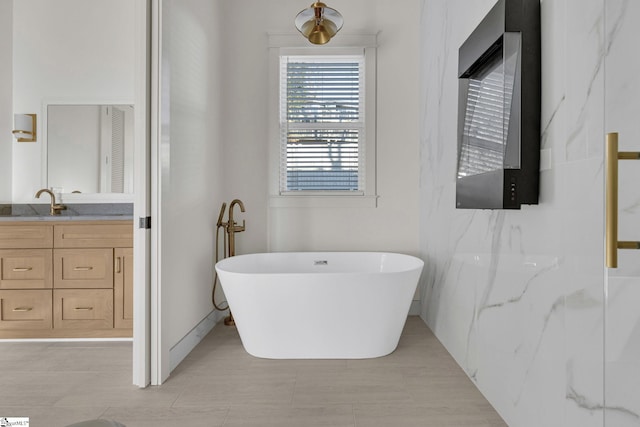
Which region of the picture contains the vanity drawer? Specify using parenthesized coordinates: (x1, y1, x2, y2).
(0, 290, 53, 330)
(0, 224, 53, 249)
(54, 224, 133, 248)
(53, 289, 113, 329)
(54, 249, 114, 289)
(0, 249, 53, 289)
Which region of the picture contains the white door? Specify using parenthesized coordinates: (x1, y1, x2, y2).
(604, 0, 640, 424)
(132, 0, 152, 388)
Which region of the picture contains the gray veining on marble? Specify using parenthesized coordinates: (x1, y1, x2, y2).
(540, 95, 565, 148)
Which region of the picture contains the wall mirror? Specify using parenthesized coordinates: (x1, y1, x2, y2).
(46, 104, 134, 194)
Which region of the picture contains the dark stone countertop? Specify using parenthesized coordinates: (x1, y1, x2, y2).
(0, 203, 134, 222)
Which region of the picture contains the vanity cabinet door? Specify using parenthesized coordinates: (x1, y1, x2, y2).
(0, 249, 53, 289)
(114, 247, 133, 329)
(0, 290, 53, 330)
(53, 289, 114, 330)
(54, 249, 114, 289)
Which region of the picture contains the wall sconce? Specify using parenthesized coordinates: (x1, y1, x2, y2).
(295, 2, 343, 45)
(12, 113, 37, 142)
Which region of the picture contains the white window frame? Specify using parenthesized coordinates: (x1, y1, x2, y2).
(268, 33, 378, 208)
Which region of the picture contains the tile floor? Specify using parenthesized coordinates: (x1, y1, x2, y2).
(0, 317, 506, 427)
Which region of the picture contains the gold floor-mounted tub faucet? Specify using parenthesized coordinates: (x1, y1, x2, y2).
(35, 188, 67, 215)
(213, 199, 246, 326)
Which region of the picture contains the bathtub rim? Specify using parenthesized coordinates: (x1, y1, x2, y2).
(215, 251, 424, 276)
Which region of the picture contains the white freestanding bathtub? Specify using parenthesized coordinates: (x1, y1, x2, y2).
(215, 252, 424, 359)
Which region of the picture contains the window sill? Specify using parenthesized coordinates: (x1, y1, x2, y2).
(269, 194, 378, 208)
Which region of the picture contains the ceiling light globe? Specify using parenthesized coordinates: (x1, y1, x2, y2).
(295, 2, 343, 45)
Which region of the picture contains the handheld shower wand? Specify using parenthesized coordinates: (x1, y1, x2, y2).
(212, 202, 230, 312)
(216, 202, 227, 228)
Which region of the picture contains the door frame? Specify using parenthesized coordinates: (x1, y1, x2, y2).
(132, 0, 153, 388)
(132, 0, 168, 387)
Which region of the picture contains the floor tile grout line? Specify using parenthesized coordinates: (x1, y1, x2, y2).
(291, 366, 300, 406)
(167, 385, 184, 409)
(219, 404, 232, 427)
(96, 406, 111, 421)
(351, 403, 358, 427)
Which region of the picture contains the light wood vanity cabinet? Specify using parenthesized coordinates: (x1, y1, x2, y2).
(0, 289, 52, 330)
(114, 247, 134, 329)
(0, 221, 133, 338)
(54, 248, 114, 289)
(54, 289, 114, 330)
(0, 224, 53, 248)
(0, 249, 53, 289)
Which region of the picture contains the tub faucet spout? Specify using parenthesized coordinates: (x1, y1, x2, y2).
(227, 199, 245, 257)
(35, 188, 67, 215)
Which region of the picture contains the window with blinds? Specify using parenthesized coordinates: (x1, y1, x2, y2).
(280, 55, 365, 193)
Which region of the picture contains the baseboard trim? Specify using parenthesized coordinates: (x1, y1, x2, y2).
(169, 309, 226, 372)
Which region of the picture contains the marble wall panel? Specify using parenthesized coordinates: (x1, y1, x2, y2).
(605, 277, 640, 425)
(420, 0, 609, 425)
(604, 0, 640, 425)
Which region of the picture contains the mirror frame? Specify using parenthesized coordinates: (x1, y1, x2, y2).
(41, 98, 135, 202)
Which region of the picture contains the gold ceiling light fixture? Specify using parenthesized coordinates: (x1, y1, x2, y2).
(295, 2, 343, 45)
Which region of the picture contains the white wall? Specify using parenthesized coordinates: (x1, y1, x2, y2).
(159, 0, 226, 379)
(0, 0, 12, 203)
(12, 0, 135, 202)
(420, 0, 606, 426)
(217, 0, 421, 258)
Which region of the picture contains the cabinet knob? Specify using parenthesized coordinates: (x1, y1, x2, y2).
(13, 307, 33, 312)
(12, 267, 33, 272)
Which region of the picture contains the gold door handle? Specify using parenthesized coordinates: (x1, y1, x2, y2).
(115, 257, 122, 274)
(74, 307, 94, 311)
(13, 307, 33, 312)
(12, 267, 33, 272)
(605, 132, 640, 268)
(73, 266, 94, 271)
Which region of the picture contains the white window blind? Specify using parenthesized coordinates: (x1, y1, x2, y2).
(280, 55, 365, 193)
